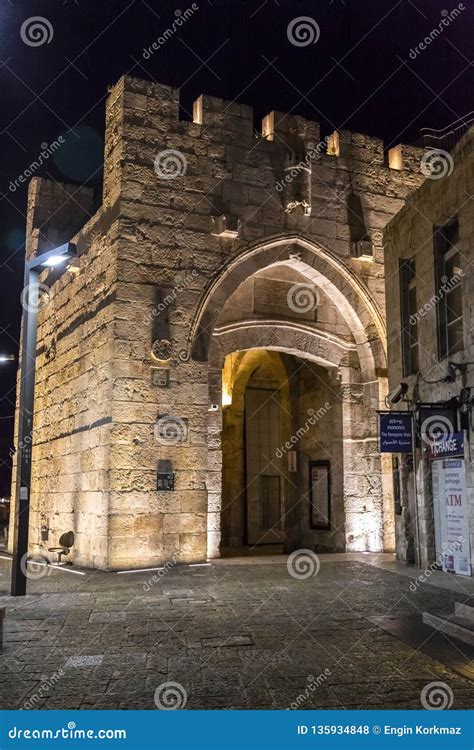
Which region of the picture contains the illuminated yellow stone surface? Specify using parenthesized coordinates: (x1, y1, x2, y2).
(10, 75, 427, 570)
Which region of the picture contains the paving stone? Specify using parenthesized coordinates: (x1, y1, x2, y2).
(171, 597, 214, 605)
(199, 635, 254, 648)
(89, 612, 126, 623)
(0, 558, 473, 709)
(64, 655, 104, 668)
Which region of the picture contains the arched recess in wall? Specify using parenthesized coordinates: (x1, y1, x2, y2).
(188, 233, 387, 378)
(197, 235, 394, 559)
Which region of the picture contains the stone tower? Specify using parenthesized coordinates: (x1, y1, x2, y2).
(10, 75, 425, 570)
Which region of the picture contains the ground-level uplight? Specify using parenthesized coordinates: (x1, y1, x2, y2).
(11, 243, 76, 597)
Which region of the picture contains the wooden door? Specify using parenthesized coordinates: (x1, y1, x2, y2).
(245, 388, 285, 544)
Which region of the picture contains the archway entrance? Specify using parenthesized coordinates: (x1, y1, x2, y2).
(220, 348, 345, 554)
(221, 350, 289, 549)
(194, 237, 395, 559)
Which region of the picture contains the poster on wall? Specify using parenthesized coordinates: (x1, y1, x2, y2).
(431, 434, 471, 576)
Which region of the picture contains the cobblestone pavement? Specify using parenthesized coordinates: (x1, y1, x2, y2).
(0, 557, 473, 710)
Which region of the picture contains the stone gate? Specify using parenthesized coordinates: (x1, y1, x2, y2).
(10, 75, 425, 569)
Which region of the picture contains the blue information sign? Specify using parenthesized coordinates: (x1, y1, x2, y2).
(379, 412, 413, 453)
(429, 431, 464, 460)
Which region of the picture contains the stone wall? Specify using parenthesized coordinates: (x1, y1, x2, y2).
(12, 74, 427, 569)
(384, 128, 474, 570)
(9, 180, 119, 569)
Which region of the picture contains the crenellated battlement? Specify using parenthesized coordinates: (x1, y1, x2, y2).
(97, 73, 427, 274)
(27, 73, 429, 280)
(109, 74, 424, 177)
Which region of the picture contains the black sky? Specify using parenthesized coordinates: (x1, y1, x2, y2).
(0, 0, 473, 493)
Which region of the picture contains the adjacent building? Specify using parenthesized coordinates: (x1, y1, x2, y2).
(384, 127, 473, 574)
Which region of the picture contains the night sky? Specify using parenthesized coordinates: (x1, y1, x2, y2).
(0, 0, 472, 494)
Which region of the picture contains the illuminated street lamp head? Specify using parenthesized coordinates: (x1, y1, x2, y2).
(42, 254, 70, 268)
(28, 242, 77, 272)
(0, 354, 15, 362)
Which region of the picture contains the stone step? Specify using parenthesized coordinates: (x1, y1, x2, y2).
(454, 601, 474, 624)
(423, 611, 474, 646)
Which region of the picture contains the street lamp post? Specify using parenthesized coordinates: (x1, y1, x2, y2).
(11, 243, 76, 596)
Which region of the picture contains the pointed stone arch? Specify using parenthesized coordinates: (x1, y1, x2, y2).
(199, 235, 394, 560)
(189, 234, 387, 380)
